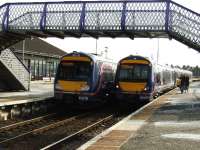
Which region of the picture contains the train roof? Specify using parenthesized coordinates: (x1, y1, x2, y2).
(155, 64, 192, 75)
(118, 55, 192, 76)
(119, 55, 151, 63)
(61, 51, 115, 64)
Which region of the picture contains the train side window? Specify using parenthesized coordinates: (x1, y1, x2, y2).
(102, 66, 114, 82)
(163, 71, 166, 84)
(98, 62, 103, 73)
(156, 73, 161, 85)
(162, 70, 172, 84)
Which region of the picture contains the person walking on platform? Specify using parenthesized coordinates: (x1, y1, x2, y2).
(185, 76, 189, 93)
(180, 75, 185, 94)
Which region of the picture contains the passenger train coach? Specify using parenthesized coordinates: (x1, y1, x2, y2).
(114, 55, 192, 103)
(54, 51, 116, 105)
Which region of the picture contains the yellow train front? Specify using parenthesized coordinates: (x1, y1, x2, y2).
(114, 55, 153, 103)
(54, 52, 116, 107)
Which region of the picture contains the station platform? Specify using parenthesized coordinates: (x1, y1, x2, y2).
(78, 81, 200, 150)
(0, 80, 54, 107)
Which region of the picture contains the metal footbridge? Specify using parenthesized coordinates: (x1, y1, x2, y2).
(0, 0, 199, 91)
(0, 0, 199, 51)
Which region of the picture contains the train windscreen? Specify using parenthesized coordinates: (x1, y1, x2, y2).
(58, 61, 91, 81)
(118, 64, 149, 82)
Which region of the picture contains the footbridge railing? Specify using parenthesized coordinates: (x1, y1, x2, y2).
(0, 0, 199, 51)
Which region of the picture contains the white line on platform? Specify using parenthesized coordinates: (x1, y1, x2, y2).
(0, 96, 53, 107)
(115, 120, 146, 131)
(155, 121, 200, 128)
(162, 133, 200, 141)
(167, 100, 200, 105)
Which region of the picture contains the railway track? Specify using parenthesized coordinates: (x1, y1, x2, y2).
(41, 114, 114, 150)
(0, 103, 142, 149)
(0, 113, 56, 132)
(0, 108, 119, 149)
(39, 106, 139, 150)
(0, 86, 183, 149)
(0, 112, 87, 146)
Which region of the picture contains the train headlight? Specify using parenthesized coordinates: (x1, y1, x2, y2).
(80, 85, 90, 91)
(144, 86, 150, 91)
(55, 83, 62, 90)
(116, 85, 119, 88)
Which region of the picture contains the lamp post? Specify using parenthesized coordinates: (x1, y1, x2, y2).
(105, 46, 108, 59)
(23, 37, 34, 65)
(95, 39, 98, 55)
(157, 38, 160, 65)
(22, 39, 25, 64)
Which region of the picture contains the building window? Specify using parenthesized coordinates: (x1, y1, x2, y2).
(43, 60, 46, 77)
(35, 60, 39, 80)
(49, 61, 54, 78)
(46, 61, 50, 77)
(54, 61, 58, 76)
(39, 60, 43, 79)
(30, 59, 35, 80)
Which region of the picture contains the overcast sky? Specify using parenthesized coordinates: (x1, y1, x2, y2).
(0, 0, 199, 67)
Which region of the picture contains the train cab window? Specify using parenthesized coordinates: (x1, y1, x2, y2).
(118, 64, 149, 82)
(119, 66, 129, 80)
(156, 73, 161, 85)
(57, 61, 92, 81)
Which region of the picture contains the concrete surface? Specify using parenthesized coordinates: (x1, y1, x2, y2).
(0, 81, 53, 106)
(122, 82, 200, 150)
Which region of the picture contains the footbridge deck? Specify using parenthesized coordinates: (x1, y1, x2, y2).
(0, 0, 199, 51)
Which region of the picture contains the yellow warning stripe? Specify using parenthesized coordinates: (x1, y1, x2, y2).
(62, 56, 91, 62)
(119, 82, 146, 92)
(58, 80, 87, 92)
(121, 60, 149, 64)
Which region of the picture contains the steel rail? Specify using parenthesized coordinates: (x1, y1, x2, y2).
(0, 113, 89, 145)
(0, 113, 56, 132)
(41, 114, 113, 150)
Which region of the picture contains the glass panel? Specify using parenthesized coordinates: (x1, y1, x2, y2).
(50, 61, 54, 77)
(57, 61, 91, 81)
(30, 59, 35, 79)
(54, 61, 58, 76)
(39, 60, 43, 78)
(35, 60, 39, 79)
(43, 60, 46, 77)
(46, 62, 50, 77)
(119, 64, 149, 82)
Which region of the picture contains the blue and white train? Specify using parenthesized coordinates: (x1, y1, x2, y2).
(114, 55, 192, 103)
(54, 51, 116, 105)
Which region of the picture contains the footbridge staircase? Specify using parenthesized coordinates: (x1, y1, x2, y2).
(0, 0, 199, 90)
(0, 48, 30, 91)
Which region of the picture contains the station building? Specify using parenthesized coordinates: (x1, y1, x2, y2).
(11, 38, 66, 80)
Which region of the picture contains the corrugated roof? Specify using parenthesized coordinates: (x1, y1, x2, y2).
(11, 38, 66, 57)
